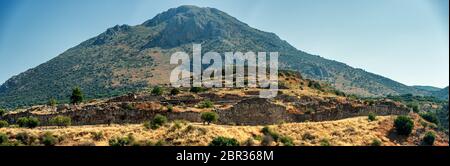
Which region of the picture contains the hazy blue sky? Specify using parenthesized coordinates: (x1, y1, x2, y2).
(0, 0, 448, 87)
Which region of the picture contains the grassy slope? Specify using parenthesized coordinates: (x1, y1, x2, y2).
(1, 115, 447, 146)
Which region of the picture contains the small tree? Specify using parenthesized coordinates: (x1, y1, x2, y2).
(48, 98, 58, 107)
(422, 131, 436, 146)
(394, 116, 414, 135)
(0, 108, 6, 117)
(17, 117, 29, 128)
(420, 112, 439, 125)
(170, 88, 180, 95)
(70, 87, 84, 105)
(209, 136, 239, 146)
(49, 116, 72, 127)
(368, 113, 377, 121)
(17, 117, 40, 128)
(151, 86, 163, 96)
(201, 112, 218, 125)
(198, 100, 214, 108)
(0, 120, 9, 128)
(145, 114, 168, 130)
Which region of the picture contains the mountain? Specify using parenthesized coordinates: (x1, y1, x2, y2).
(411, 85, 441, 92)
(0, 5, 436, 108)
(432, 86, 449, 100)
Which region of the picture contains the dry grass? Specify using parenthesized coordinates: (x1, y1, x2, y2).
(1, 115, 447, 146)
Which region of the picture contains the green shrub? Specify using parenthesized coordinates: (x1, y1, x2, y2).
(308, 81, 322, 90)
(0, 133, 8, 144)
(40, 132, 57, 146)
(124, 103, 134, 110)
(155, 140, 166, 146)
(200, 112, 218, 125)
(170, 88, 180, 95)
(209, 136, 239, 146)
(420, 112, 439, 125)
(0, 120, 8, 128)
(49, 116, 71, 127)
(15, 132, 36, 145)
(151, 86, 163, 95)
(422, 131, 436, 146)
(0, 108, 6, 117)
(198, 100, 214, 108)
(152, 114, 167, 127)
(320, 139, 331, 146)
(144, 114, 168, 130)
(190, 87, 206, 93)
(261, 126, 280, 141)
(70, 87, 84, 104)
(394, 116, 414, 135)
(109, 134, 135, 146)
(368, 113, 377, 121)
(167, 105, 173, 112)
(17, 117, 40, 128)
(48, 98, 58, 106)
(91, 131, 104, 141)
(407, 103, 420, 113)
(371, 138, 382, 146)
(280, 136, 294, 146)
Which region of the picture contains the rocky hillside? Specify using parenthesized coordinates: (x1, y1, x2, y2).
(0, 5, 442, 108)
(0, 71, 447, 146)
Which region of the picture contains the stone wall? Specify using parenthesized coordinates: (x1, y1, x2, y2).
(1, 98, 410, 126)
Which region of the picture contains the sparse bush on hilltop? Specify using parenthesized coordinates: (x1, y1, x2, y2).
(394, 116, 414, 136)
(17, 117, 40, 128)
(49, 116, 72, 127)
(422, 131, 436, 146)
(0, 120, 8, 128)
(407, 103, 420, 113)
(201, 112, 218, 125)
(209, 136, 239, 146)
(151, 86, 163, 96)
(308, 81, 322, 90)
(368, 113, 377, 121)
(420, 112, 439, 125)
(70, 87, 84, 105)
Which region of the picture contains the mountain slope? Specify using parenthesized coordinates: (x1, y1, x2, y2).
(0, 5, 432, 108)
(432, 86, 449, 100)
